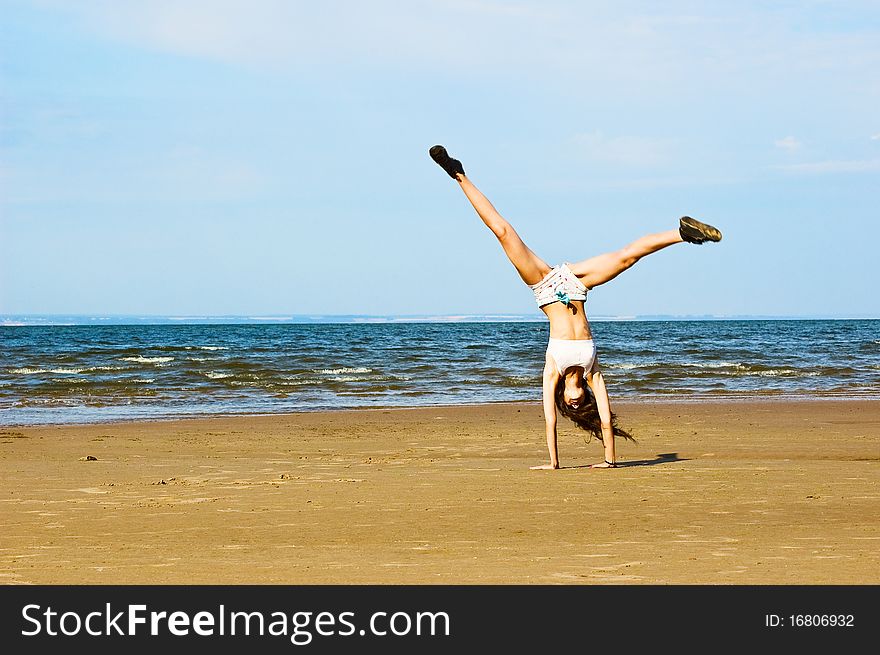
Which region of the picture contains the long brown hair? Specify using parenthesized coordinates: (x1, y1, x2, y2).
(554, 377, 635, 443)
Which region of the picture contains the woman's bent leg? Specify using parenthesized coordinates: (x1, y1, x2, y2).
(456, 174, 551, 285)
(569, 229, 683, 289)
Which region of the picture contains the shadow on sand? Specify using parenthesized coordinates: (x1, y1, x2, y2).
(563, 452, 687, 470)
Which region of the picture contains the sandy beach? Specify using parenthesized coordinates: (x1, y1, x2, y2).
(1, 400, 877, 585)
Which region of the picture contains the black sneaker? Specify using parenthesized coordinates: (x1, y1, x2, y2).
(429, 145, 465, 179)
(679, 216, 722, 244)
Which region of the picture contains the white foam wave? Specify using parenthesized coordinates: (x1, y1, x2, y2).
(687, 361, 746, 369)
(13, 365, 126, 375)
(204, 372, 231, 379)
(120, 356, 174, 364)
(609, 361, 747, 371)
(316, 367, 372, 375)
(185, 346, 229, 351)
(752, 369, 817, 377)
(131, 378, 155, 383)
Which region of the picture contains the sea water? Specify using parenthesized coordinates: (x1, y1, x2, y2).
(1, 320, 878, 425)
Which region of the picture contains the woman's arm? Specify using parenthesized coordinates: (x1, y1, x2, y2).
(586, 366, 617, 467)
(531, 358, 560, 469)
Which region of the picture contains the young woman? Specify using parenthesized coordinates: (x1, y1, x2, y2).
(429, 145, 722, 470)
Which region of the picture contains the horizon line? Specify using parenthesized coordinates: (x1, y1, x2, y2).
(2, 313, 879, 327)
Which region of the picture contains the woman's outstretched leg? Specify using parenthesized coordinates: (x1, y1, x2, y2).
(430, 146, 550, 286)
(570, 218, 721, 289)
(456, 175, 552, 285)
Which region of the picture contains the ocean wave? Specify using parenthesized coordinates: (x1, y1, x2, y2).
(316, 367, 373, 374)
(751, 369, 819, 377)
(204, 372, 231, 379)
(185, 346, 229, 351)
(12, 367, 91, 375)
(12, 398, 81, 407)
(400, 364, 434, 372)
(336, 388, 430, 396)
(606, 361, 831, 375)
(502, 375, 536, 387)
(120, 356, 175, 364)
(606, 361, 749, 371)
(607, 363, 642, 370)
(10, 364, 133, 376)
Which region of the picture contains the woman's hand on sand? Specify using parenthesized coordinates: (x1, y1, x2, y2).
(530, 463, 560, 470)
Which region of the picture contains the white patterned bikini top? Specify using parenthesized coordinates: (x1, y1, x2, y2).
(529, 263, 588, 308)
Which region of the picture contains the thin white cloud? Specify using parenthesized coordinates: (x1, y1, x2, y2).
(0, 146, 265, 204)
(36, 0, 880, 92)
(774, 136, 801, 151)
(42, 0, 552, 71)
(871, 133, 880, 140)
(573, 131, 675, 167)
(775, 159, 880, 174)
(152, 146, 265, 197)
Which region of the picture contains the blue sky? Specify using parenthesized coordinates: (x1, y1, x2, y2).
(1, 0, 879, 317)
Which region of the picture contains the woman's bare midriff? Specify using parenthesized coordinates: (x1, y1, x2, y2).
(541, 301, 593, 340)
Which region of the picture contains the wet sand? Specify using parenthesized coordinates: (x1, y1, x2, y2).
(1, 400, 878, 584)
